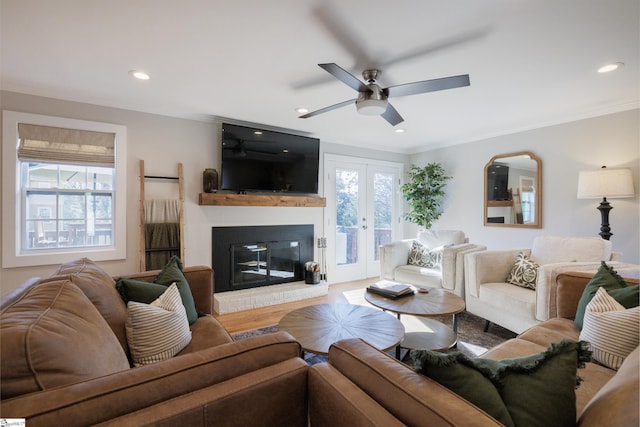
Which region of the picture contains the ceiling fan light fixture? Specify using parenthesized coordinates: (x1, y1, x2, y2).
(356, 98, 388, 115)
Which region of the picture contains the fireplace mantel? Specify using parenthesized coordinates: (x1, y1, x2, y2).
(199, 193, 326, 207)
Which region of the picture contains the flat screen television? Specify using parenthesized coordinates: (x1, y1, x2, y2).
(221, 123, 320, 194)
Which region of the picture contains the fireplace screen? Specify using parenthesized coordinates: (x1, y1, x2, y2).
(212, 224, 313, 293)
(231, 241, 300, 287)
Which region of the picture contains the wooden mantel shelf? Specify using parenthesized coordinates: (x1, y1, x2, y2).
(198, 192, 326, 207)
(487, 200, 513, 207)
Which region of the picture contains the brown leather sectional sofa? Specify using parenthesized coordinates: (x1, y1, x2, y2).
(308, 271, 639, 426)
(2, 260, 638, 426)
(0, 259, 308, 426)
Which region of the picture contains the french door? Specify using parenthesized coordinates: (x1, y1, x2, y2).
(324, 154, 402, 283)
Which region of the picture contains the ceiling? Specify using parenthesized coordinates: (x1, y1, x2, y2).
(1, 0, 638, 154)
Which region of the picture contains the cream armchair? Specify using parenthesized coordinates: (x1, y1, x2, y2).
(379, 230, 486, 297)
(464, 235, 626, 334)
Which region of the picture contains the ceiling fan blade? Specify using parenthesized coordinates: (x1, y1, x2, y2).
(380, 28, 489, 69)
(299, 98, 356, 119)
(312, 4, 374, 68)
(319, 63, 370, 93)
(385, 74, 470, 98)
(380, 103, 404, 126)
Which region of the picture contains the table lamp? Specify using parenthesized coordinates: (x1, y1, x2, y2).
(577, 166, 635, 240)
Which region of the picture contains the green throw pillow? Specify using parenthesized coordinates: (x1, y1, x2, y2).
(153, 256, 198, 325)
(574, 262, 639, 329)
(116, 278, 168, 304)
(411, 340, 591, 427)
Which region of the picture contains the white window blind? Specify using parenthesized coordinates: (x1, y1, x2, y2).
(17, 123, 115, 167)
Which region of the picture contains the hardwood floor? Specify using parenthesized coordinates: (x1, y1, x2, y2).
(214, 277, 376, 334)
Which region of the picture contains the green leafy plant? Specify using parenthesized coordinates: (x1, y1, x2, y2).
(400, 163, 452, 229)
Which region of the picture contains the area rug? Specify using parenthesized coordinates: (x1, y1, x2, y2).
(231, 310, 516, 365)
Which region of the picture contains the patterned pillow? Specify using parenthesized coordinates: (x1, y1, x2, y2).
(407, 240, 447, 270)
(579, 287, 640, 370)
(126, 283, 192, 367)
(507, 252, 539, 289)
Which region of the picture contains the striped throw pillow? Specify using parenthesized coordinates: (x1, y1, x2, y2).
(126, 283, 192, 367)
(579, 287, 639, 370)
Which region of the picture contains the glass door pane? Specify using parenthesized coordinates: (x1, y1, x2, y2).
(335, 168, 359, 266)
(373, 171, 394, 261)
(324, 154, 402, 283)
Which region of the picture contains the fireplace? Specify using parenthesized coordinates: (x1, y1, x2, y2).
(212, 225, 314, 293)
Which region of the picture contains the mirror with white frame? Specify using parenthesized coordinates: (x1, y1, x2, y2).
(484, 151, 542, 228)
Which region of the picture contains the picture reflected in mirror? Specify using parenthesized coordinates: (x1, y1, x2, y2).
(484, 151, 542, 228)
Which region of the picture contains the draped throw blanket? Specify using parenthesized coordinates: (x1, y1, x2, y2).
(144, 200, 181, 270)
(144, 200, 180, 223)
(145, 223, 180, 270)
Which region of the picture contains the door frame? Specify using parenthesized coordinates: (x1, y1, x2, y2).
(323, 153, 403, 283)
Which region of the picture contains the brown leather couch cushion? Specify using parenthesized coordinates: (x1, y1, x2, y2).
(517, 317, 580, 348)
(0, 277, 130, 399)
(177, 315, 233, 355)
(54, 257, 129, 353)
(328, 339, 502, 426)
(579, 346, 640, 426)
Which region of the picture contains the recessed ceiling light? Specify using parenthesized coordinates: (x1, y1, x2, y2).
(395, 128, 406, 133)
(128, 70, 150, 80)
(597, 62, 624, 73)
(295, 107, 309, 114)
(254, 131, 263, 135)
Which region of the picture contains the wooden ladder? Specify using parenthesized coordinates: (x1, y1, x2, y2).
(139, 160, 185, 271)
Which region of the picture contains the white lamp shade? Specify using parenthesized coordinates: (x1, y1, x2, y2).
(577, 168, 635, 199)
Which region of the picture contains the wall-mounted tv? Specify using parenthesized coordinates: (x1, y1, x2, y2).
(220, 123, 320, 194)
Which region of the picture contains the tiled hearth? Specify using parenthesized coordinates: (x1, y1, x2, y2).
(214, 282, 328, 314)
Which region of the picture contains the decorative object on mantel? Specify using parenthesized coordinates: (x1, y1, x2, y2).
(202, 168, 218, 193)
(400, 163, 452, 229)
(577, 166, 635, 240)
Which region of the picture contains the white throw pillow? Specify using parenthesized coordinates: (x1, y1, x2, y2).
(579, 287, 639, 370)
(126, 283, 192, 367)
(530, 236, 612, 265)
(416, 229, 465, 248)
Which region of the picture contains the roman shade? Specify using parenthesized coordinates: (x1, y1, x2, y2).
(17, 123, 115, 167)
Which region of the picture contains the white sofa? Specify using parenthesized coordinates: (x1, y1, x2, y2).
(379, 230, 486, 297)
(464, 235, 627, 334)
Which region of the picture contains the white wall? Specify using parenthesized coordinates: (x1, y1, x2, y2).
(410, 109, 640, 264)
(2, 92, 637, 294)
(0, 91, 408, 293)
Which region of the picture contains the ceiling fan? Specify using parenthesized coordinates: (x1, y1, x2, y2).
(299, 63, 470, 126)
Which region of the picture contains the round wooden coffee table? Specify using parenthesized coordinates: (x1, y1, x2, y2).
(365, 287, 465, 352)
(277, 304, 405, 356)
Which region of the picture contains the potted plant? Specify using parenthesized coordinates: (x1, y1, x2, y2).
(400, 163, 452, 229)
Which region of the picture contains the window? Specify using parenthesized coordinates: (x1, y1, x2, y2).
(2, 111, 127, 267)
